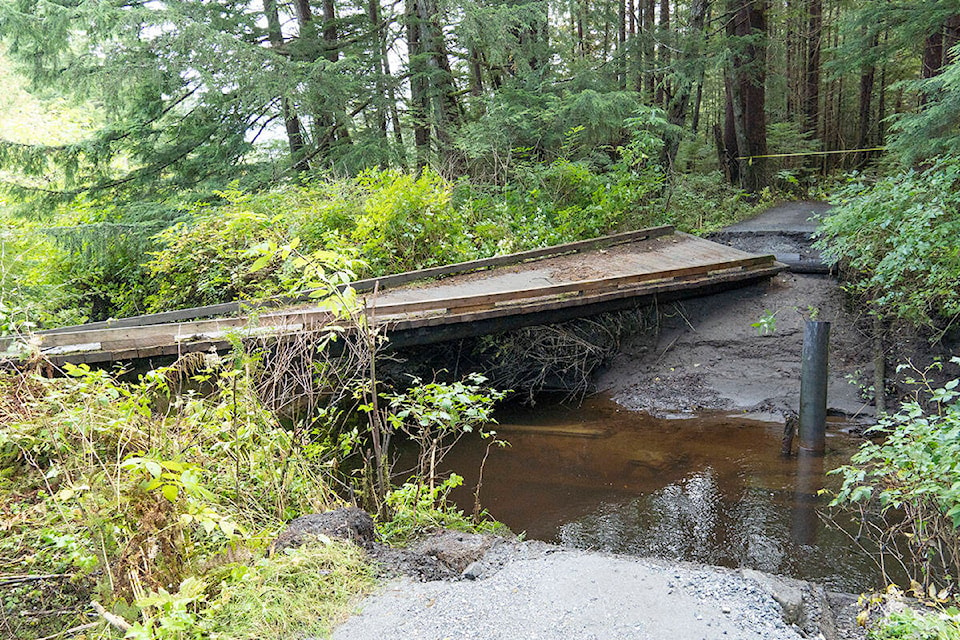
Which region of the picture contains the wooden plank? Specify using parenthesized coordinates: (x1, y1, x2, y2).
(35, 309, 328, 352)
(42, 262, 785, 365)
(36, 225, 674, 336)
(32, 244, 760, 352)
(10, 230, 785, 366)
(348, 226, 675, 292)
(385, 262, 786, 332)
(36, 254, 773, 355)
(369, 255, 776, 317)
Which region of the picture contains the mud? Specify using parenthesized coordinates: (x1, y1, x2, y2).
(599, 271, 876, 420)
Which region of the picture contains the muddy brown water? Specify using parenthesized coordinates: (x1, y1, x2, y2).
(430, 395, 885, 593)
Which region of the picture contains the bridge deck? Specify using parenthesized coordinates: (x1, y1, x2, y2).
(4, 226, 785, 366)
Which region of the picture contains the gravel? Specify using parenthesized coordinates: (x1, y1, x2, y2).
(332, 542, 815, 640)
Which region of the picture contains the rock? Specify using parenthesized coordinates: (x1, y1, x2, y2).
(272, 507, 376, 552)
(366, 530, 507, 582)
(740, 569, 842, 640)
(462, 561, 484, 580)
(410, 530, 498, 574)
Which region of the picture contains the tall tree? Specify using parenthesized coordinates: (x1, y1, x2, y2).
(723, 0, 769, 192)
(804, 0, 822, 140)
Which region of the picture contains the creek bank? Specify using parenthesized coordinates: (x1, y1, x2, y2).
(277, 510, 863, 639)
(599, 200, 958, 422)
(600, 201, 868, 422)
(598, 271, 874, 422)
(334, 528, 862, 640)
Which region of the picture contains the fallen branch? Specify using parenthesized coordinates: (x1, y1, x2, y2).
(20, 608, 82, 617)
(35, 621, 100, 640)
(0, 573, 71, 586)
(91, 601, 131, 632)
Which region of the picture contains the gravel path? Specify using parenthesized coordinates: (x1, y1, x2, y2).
(333, 542, 821, 640)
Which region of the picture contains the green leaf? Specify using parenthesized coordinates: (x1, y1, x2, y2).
(161, 483, 179, 502)
(144, 460, 163, 478)
(249, 254, 272, 273)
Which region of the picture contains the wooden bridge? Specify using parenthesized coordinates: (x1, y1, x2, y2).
(2, 226, 785, 367)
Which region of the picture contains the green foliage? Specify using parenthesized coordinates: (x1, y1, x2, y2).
(816, 157, 960, 328)
(868, 606, 960, 640)
(0, 353, 348, 638)
(383, 373, 507, 490)
(830, 357, 960, 589)
(750, 309, 778, 335)
(378, 474, 509, 546)
(200, 541, 376, 640)
(0, 212, 86, 333)
(144, 182, 364, 311)
(660, 172, 769, 233)
(352, 168, 476, 273)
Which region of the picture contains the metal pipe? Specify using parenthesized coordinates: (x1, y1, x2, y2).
(799, 320, 830, 454)
(790, 449, 824, 545)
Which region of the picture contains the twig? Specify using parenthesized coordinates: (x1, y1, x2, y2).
(90, 601, 131, 632)
(0, 573, 71, 586)
(654, 334, 682, 366)
(20, 609, 82, 617)
(35, 622, 100, 640)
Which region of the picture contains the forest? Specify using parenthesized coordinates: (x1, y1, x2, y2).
(1, 0, 960, 638)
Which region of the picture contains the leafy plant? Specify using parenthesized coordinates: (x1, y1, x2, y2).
(378, 474, 508, 545)
(0, 352, 346, 638)
(751, 309, 778, 335)
(383, 373, 507, 492)
(830, 357, 960, 590)
(816, 157, 960, 330)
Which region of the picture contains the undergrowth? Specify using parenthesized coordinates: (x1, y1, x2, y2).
(816, 157, 960, 331)
(0, 347, 509, 639)
(2, 163, 768, 326)
(831, 358, 960, 639)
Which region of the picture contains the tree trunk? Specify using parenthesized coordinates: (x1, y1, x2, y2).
(407, 0, 461, 170)
(921, 15, 960, 103)
(856, 31, 878, 166)
(619, 0, 627, 88)
(923, 30, 944, 80)
(264, 0, 308, 172)
(720, 76, 740, 185)
(655, 0, 670, 106)
(407, 0, 430, 169)
(369, 0, 404, 153)
(804, 0, 821, 141)
(643, 0, 655, 98)
(664, 0, 707, 164)
(785, 0, 796, 121)
(877, 48, 887, 146)
(725, 0, 768, 192)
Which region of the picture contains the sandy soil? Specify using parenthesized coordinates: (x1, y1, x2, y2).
(598, 271, 876, 421)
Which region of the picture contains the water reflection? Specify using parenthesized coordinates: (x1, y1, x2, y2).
(791, 451, 825, 546)
(436, 395, 881, 593)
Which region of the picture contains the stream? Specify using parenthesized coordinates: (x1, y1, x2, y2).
(435, 395, 883, 594)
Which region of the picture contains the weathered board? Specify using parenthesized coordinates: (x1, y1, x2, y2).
(2, 227, 785, 366)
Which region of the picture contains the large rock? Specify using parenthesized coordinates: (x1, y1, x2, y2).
(272, 507, 377, 552)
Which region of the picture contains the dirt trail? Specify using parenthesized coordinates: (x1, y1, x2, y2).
(599, 201, 875, 422)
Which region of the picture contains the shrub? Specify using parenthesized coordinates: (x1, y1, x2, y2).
(351, 168, 477, 273)
(145, 184, 359, 311)
(816, 157, 960, 329)
(0, 355, 345, 638)
(831, 357, 960, 590)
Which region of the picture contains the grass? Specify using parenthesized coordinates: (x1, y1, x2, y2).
(202, 541, 377, 640)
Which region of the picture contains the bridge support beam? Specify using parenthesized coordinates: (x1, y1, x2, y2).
(799, 320, 830, 454)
